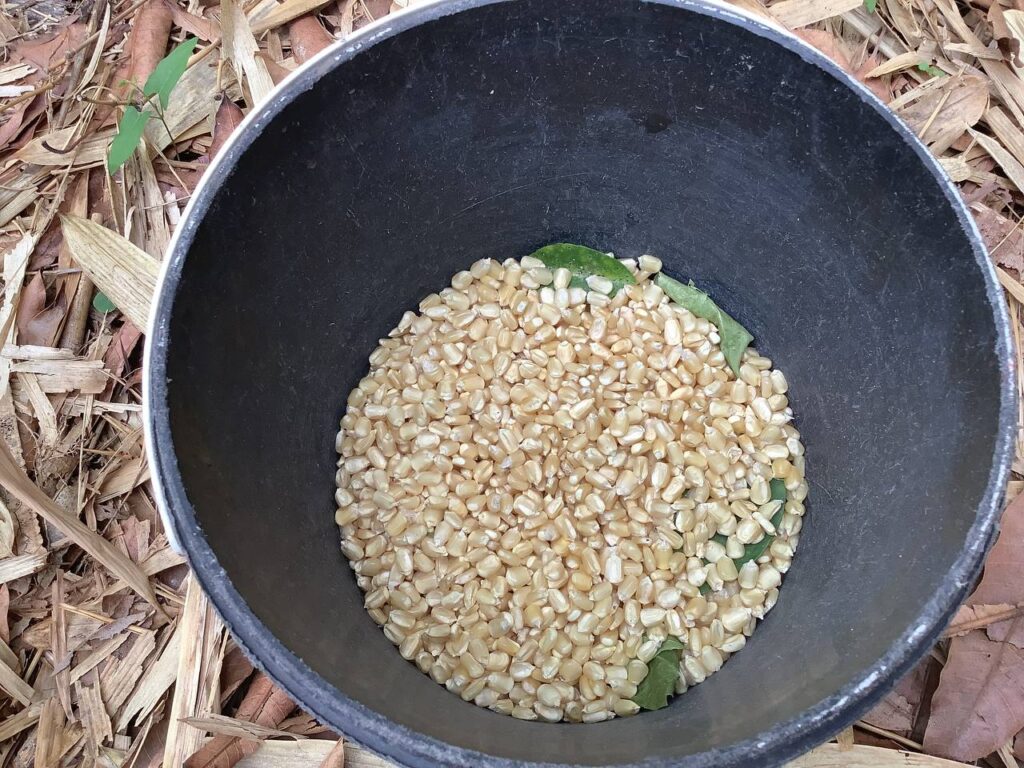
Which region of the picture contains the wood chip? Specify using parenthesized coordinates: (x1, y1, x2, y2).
(222, 0, 275, 107)
(0, 438, 165, 617)
(100, 630, 158, 713)
(972, 129, 1024, 192)
(0, 550, 48, 584)
(164, 577, 225, 768)
(0, 651, 35, 705)
(116, 623, 182, 730)
(76, 681, 113, 754)
(0, 702, 43, 742)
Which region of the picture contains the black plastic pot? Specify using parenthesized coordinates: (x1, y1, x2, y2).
(145, 1, 1016, 765)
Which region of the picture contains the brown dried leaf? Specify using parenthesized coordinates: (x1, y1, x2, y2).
(126, 0, 174, 91)
(898, 75, 989, 153)
(968, 492, 1024, 643)
(14, 23, 84, 70)
(339, 0, 356, 35)
(210, 96, 245, 159)
(925, 495, 1024, 759)
(219, 644, 255, 704)
(255, 53, 293, 85)
(0, 438, 165, 618)
(235, 674, 296, 725)
(16, 274, 67, 348)
(862, 657, 930, 734)
(924, 624, 1024, 760)
(990, 3, 1021, 65)
(947, 603, 1024, 636)
(163, 0, 217, 41)
(971, 202, 1024, 273)
(101, 321, 143, 396)
(289, 14, 333, 64)
(185, 674, 296, 768)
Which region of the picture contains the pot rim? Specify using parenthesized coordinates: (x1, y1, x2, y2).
(143, 1, 1017, 765)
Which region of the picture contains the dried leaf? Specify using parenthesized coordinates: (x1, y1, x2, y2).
(968, 492, 1024, 619)
(59, 215, 159, 331)
(125, 0, 174, 93)
(219, 644, 255, 704)
(76, 681, 112, 754)
(924, 625, 1024, 760)
(971, 202, 1024, 273)
(0, 438, 165, 617)
(0, 652, 34, 705)
(288, 14, 333, 64)
(925, 495, 1024, 758)
(1003, 10, 1024, 67)
(989, 3, 1020, 66)
(16, 274, 66, 348)
(210, 96, 245, 159)
(862, 657, 930, 734)
(897, 76, 989, 153)
(181, 714, 304, 740)
(972, 129, 1024, 193)
(101, 321, 143, 395)
(185, 674, 296, 768)
(947, 603, 1024, 637)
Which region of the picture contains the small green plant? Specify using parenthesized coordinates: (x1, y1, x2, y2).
(865, 0, 877, 13)
(107, 37, 198, 175)
(92, 291, 116, 314)
(918, 61, 945, 77)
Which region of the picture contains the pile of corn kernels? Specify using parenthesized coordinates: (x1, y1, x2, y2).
(334, 254, 807, 722)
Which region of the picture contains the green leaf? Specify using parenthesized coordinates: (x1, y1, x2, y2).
(632, 638, 685, 710)
(107, 107, 151, 175)
(530, 243, 636, 295)
(654, 273, 753, 375)
(917, 62, 945, 77)
(732, 479, 788, 569)
(709, 478, 789, 571)
(865, 0, 877, 12)
(143, 37, 198, 110)
(92, 291, 116, 314)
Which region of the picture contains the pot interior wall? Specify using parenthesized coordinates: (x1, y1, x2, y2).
(161, 0, 1002, 763)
